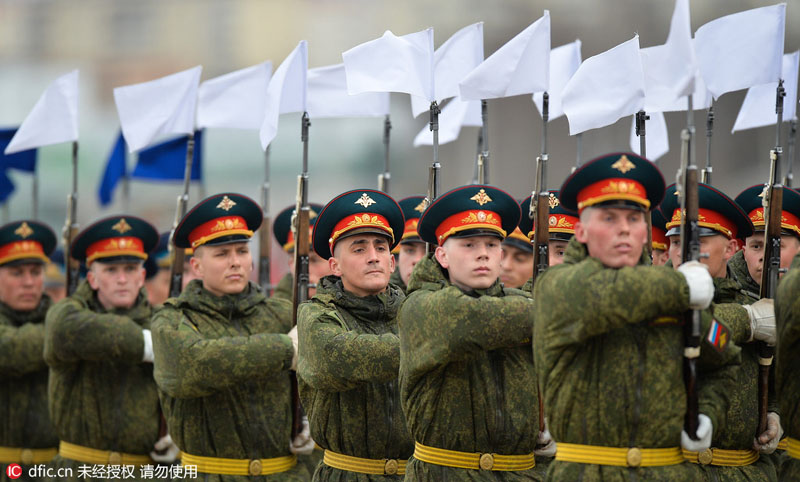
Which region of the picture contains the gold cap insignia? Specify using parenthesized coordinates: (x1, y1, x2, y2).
(14, 222, 33, 239)
(217, 195, 237, 211)
(470, 189, 492, 206)
(310, 208, 318, 220)
(548, 193, 560, 209)
(611, 155, 636, 174)
(112, 218, 132, 234)
(355, 193, 376, 208)
(414, 199, 429, 213)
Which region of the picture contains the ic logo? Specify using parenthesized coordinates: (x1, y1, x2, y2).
(6, 463, 22, 479)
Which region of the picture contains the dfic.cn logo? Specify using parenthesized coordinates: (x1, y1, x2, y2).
(6, 463, 22, 479)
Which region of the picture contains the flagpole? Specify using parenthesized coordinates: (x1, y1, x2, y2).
(64, 141, 80, 295)
(259, 145, 272, 295)
(32, 167, 38, 219)
(478, 99, 489, 184)
(427, 101, 441, 203)
(635, 110, 649, 160)
(379, 115, 391, 193)
(702, 101, 715, 184)
(785, 119, 796, 187)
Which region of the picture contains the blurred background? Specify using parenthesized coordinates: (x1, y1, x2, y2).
(0, 0, 797, 273)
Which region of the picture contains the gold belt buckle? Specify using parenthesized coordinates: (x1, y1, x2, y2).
(626, 447, 642, 467)
(698, 449, 713, 465)
(20, 449, 34, 465)
(479, 453, 495, 470)
(384, 459, 399, 475)
(108, 451, 122, 465)
(248, 459, 262, 476)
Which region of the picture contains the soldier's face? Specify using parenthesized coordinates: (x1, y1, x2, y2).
(500, 243, 533, 289)
(651, 249, 670, 266)
(146, 269, 171, 306)
(87, 261, 145, 310)
(192, 243, 252, 296)
(0, 262, 44, 311)
(436, 235, 502, 291)
(575, 207, 648, 268)
(549, 240, 569, 266)
(668, 234, 736, 278)
(743, 233, 800, 284)
(330, 234, 394, 297)
(397, 242, 426, 285)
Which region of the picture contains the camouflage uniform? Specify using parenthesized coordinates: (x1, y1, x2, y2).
(0, 295, 57, 482)
(43, 281, 160, 482)
(776, 255, 800, 481)
(272, 273, 294, 301)
(388, 269, 405, 294)
(534, 238, 741, 481)
(151, 279, 307, 482)
(297, 275, 412, 481)
(728, 251, 761, 301)
(398, 254, 540, 481)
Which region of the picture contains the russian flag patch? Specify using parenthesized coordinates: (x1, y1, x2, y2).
(706, 319, 729, 353)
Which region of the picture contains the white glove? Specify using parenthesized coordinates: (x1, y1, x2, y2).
(681, 413, 713, 452)
(753, 412, 783, 454)
(288, 326, 299, 371)
(678, 261, 714, 310)
(289, 416, 315, 456)
(744, 299, 776, 345)
(533, 420, 557, 457)
(150, 434, 180, 463)
(142, 329, 154, 363)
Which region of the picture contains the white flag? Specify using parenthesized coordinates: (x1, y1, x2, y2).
(732, 51, 799, 133)
(114, 66, 202, 153)
(459, 11, 550, 100)
(695, 4, 786, 100)
(5, 70, 79, 154)
(629, 111, 669, 161)
(259, 40, 308, 150)
(532, 40, 582, 121)
(342, 28, 434, 100)
(561, 36, 646, 135)
(410, 23, 484, 117)
(197, 62, 272, 130)
(413, 97, 481, 146)
(307, 64, 389, 118)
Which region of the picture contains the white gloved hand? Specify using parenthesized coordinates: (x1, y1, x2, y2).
(288, 326, 299, 371)
(678, 261, 714, 310)
(289, 416, 315, 456)
(744, 299, 776, 345)
(753, 412, 783, 454)
(150, 434, 180, 463)
(142, 329, 154, 363)
(681, 414, 713, 452)
(533, 423, 557, 457)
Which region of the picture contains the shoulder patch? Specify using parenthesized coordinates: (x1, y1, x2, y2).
(706, 319, 729, 353)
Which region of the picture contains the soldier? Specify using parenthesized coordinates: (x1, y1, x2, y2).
(0, 221, 59, 481)
(150, 193, 311, 481)
(272, 203, 329, 300)
(44, 248, 66, 303)
(389, 196, 427, 293)
(662, 183, 781, 479)
(534, 153, 741, 480)
(297, 189, 412, 481)
(651, 208, 670, 266)
(398, 185, 542, 481)
(775, 250, 800, 480)
(44, 215, 177, 481)
(144, 233, 171, 306)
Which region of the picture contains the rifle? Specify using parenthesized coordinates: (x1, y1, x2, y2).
(259, 145, 272, 295)
(425, 102, 441, 252)
(290, 113, 311, 439)
(678, 95, 701, 439)
(168, 133, 194, 298)
(757, 80, 786, 436)
(378, 115, 391, 193)
(702, 102, 715, 184)
(63, 141, 80, 295)
(476, 100, 489, 184)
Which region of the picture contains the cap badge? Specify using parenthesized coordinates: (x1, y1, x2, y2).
(611, 155, 635, 174)
(414, 199, 429, 212)
(14, 222, 33, 239)
(355, 193, 376, 208)
(548, 193, 560, 209)
(217, 195, 237, 211)
(112, 218, 132, 234)
(470, 189, 492, 206)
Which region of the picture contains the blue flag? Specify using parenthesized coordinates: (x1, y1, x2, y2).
(133, 130, 203, 181)
(98, 131, 127, 207)
(0, 127, 37, 172)
(0, 169, 15, 203)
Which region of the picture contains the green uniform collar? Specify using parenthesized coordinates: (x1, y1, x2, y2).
(314, 275, 402, 322)
(0, 294, 52, 327)
(173, 278, 267, 320)
(405, 253, 505, 297)
(73, 279, 151, 322)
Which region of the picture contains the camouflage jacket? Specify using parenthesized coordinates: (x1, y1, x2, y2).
(0, 296, 58, 451)
(777, 255, 800, 477)
(297, 275, 411, 481)
(534, 238, 741, 481)
(273, 272, 293, 301)
(388, 268, 406, 294)
(151, 279, 307, 482)
(43, 281, 159, 480)
(398, 254, 539, 482)
(729, 250, 761, 302)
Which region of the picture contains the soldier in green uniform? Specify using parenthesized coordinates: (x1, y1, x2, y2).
(44, 249, 66, 304)
(662, 183, 781, 480)
(151, 193, 311, 481)
(398, 184, 541, 481)
(0, 221, 59, 481)
(44, 215, 177, 481)
(297, 189, 412, 481)
(144, 233, 171, 306)
(651, 208, 670, 266)
(272, 203, 329, 300)
(534, 153, 742, 481)
(775, 247, 800, 480)
(389, 196, 427, 293)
